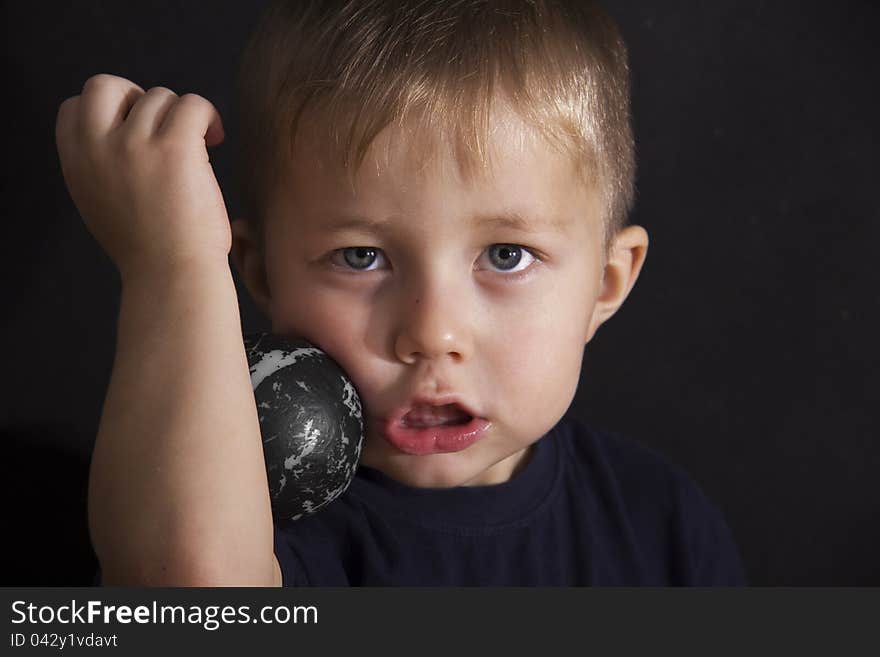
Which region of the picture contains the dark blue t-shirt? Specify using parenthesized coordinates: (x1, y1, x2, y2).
(271, 415, 748, 586)
(92, 415, 748, 586)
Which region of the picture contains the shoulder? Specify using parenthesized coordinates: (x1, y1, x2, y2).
(554, 415, 749, 585)
(556, 414, 689, 506)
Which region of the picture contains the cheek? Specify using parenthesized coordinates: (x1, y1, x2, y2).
(272, 289, 378, 389)
(488, 303, 584, 386)
(487, 316, 549, 379)
(270, 282, 349, 349)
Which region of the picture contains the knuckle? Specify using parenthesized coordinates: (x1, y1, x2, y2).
(179, 92, 208, 107)
(83, 73, 118, 92)
(147, 85, 178, 98)
(83, 73, 145, 97)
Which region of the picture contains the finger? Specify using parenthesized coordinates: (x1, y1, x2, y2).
(78, 73, 146, 139)
(122, 86, 179, 140)
(55, 95, 81, 150)
(158, 93, 225, 148)
(55, 95, 82, 188)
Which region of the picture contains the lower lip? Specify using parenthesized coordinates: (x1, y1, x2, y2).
(382, 416, 491, 455)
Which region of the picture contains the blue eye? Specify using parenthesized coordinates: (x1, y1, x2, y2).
(484, 244, 535, 273)
(332, 246, 385, 271)
(329, 243, 538, 276)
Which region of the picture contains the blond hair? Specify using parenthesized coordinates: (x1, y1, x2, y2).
(234, 0, 635, 259)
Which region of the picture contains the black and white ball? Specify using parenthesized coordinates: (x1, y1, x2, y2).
(244, 332, 364, 521)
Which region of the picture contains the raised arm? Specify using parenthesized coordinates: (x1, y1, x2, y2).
(56, 74, 279, 585)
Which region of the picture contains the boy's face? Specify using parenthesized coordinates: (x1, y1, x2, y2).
(232, 103, 648, 488)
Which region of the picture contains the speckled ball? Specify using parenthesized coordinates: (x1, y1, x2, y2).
(244, 332, 364, 521)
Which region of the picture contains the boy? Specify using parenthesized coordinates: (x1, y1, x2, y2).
(57, 0, 747, 585)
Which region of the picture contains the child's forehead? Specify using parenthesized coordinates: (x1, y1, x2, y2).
(287, 106, 584, 198)
(277, 148, 597, 247)
(267, 98, 604, 242)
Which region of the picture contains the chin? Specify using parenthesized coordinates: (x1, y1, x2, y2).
(389, 451, 518, 489)
(359, 442, 481, 488)
(389, 456, 478, 488)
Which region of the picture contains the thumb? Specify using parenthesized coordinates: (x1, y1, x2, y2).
(162, 93, 225, 148)
(205, 111, 225, 148)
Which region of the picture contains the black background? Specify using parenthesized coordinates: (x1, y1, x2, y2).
(3, 1, 878, 586)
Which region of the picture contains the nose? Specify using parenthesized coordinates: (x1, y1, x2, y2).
(393, 276, 472, 365)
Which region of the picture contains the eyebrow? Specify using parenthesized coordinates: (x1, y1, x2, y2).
(321, 211, 568, 233)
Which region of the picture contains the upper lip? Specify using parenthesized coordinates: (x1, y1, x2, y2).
(384, 393, 482, 427)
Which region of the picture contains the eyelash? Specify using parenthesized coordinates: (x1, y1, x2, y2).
(327, 244, 542, 281)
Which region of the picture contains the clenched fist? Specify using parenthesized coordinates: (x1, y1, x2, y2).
(55, 74, 231, 282)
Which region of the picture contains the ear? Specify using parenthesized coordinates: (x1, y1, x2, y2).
(584, 225, 649, 344)
(230, 218, 272, 316)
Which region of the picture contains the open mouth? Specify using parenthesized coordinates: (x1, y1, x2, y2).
(401, 403, 474, 428)
(382, 401, 490, 455)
